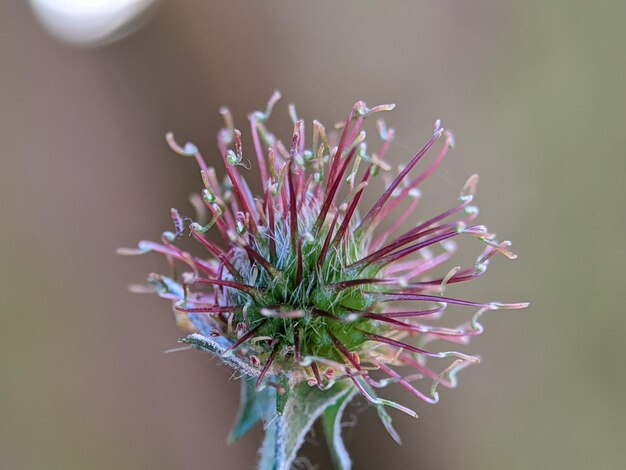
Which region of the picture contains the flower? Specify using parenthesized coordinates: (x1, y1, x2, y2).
(119, 92, 527, 468)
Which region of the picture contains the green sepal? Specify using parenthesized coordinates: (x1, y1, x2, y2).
(258, 381, 354, 470)
(322, 386, 358, 470)
(229, 376, 276, 443)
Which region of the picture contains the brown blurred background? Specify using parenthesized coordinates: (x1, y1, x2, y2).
(1, 1, 624, 469)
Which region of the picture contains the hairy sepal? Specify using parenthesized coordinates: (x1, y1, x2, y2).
(181, 333, 261, 378)
(323, 386, 358, 470)
(258, 381, 354, 470)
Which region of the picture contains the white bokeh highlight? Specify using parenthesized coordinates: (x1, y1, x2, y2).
(29, 0, 157, 46)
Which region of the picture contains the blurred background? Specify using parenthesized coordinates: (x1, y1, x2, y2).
(1, 1, 624, 469)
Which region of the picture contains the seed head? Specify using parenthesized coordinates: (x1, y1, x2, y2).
(120, 92, 527, 447)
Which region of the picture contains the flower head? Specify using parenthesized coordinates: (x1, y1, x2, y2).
(120, 92, 527, 467)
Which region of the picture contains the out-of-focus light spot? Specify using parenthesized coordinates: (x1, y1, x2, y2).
(29, 0, 157, 47)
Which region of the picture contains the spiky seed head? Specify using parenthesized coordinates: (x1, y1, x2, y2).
(120, 93, 527, 433)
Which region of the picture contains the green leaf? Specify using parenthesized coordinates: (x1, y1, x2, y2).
(229, 376, 276, 443)
(322, 387, 358, 470)
(258, 381, 354, 470)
